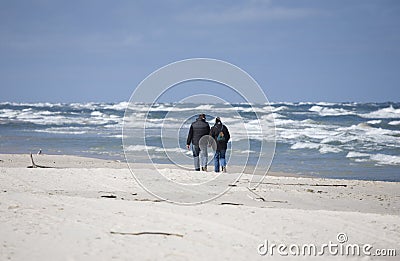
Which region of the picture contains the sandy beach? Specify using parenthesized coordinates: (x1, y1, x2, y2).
(1, 154, 399, 260)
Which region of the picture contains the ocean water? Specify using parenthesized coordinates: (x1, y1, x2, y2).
(0, 101, 399, 181)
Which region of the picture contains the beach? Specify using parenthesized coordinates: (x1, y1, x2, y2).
(1, 154, 399, 260)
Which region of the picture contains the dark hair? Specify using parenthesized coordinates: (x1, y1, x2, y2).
(215, 117, 221, 123)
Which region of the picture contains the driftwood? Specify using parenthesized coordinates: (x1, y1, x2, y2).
(219, 202, 243, 206)
(133, 198, 163, 202)
(101, 195, 117, 199)
(110, 231, 183, 237)
(27, 153, 53, 168)
(246, 187, 288, 203)
(247, 187, 266, 201)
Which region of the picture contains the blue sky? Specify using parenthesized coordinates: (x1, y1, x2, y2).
(0, 0, 399, 103)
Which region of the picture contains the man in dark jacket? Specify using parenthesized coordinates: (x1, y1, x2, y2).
(210, 117, 230, 172)
(186, 114, 210, 171)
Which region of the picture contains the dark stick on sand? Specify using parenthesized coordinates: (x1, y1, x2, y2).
(27, 153, 53, 168)
(110, 231, 184, 237)
(247, 187, 266, 201)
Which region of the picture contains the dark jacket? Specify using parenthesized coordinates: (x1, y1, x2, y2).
(210, 122, 230, 151)
(187, 118, 210, 146)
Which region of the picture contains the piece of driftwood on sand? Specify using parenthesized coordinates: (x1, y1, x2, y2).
(110, 231, 184, 237)
(27, 153, 53, 168)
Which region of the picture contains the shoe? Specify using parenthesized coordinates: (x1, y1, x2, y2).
(222, 166, 227, 173)
(201, 166, 207, 172)
(195, 168, 200, 171)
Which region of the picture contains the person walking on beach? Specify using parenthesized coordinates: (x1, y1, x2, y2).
(210, 117, 230, 172)
(186, 114, 210, 171)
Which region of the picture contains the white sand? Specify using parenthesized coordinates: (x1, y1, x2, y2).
(0, 154, 399, 260)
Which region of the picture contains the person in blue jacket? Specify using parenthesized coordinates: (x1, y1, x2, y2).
(210, 117, 230, 172)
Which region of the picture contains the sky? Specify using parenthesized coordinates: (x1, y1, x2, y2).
(0, 0, 399, 103)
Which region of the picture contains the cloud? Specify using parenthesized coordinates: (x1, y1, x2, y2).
(0, 32, 143, 54)
(177, 3, 322, 24)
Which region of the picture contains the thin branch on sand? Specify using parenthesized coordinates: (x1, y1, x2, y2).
(219, 202, 243, 206)
(110, 231, 183, 237)
(246, 187, 288, 203)
(247, 187, 266, 201)
(27, 153, 53, 168)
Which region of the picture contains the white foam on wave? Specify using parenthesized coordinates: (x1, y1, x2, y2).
(239, 150, 257, 154)
(360, 105, 400, 119)
(219, 106, 270, 114)
(346, 151, 370, 158)
(125, 145, 153, 151)
(128, 104, 197, 113)
(33, 126, 92, 135)
(366, 120, 382, 125)
(0, 107, 122, 126)
(346, 151, 400, 165)
(0, 109, 19, 119)
(127, 120, 183, 129)
(270, 102, 295, 106)
(90, 111, 103, 117)
(108, 134, 123, 138)
(338, 124, 400, 140)
(319, 145, 342, 154)
(70, 102, 99, 110)
(114, 102, 275, 115)
(296, 101, 353, 107)
(301, 119, 316, 124)
(303, 128, 339, 140)
(388, 120, 400, 126)
(291, 142, 320, 150)
(103, 102, 129, 111)
(320, 134, 357, 144)
(333, 125, 400, 152)
(290, 142, 342, 154)
(125, 145, 191, 155)
(271, 106, 288, 112)
(315, 102, 337, 106)
(353, 158, 369, 163)
(275, 117, 337, 142)
(34, 129, 87, 135)
(295, 101, 356, 107)
(309, 105, 355, 116)
(370, 153, 400, 165)
(194, 104, 214, 110)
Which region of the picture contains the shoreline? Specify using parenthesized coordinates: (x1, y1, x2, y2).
(1, 153, 398, 183)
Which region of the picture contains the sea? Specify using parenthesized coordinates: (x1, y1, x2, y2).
(1, 101, 399, 182)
